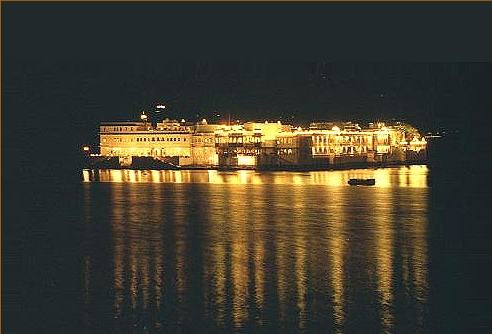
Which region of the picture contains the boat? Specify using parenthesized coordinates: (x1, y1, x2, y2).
(348, 178, 375, 186)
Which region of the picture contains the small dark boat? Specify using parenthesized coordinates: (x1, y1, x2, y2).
(348, 178, 375, 186)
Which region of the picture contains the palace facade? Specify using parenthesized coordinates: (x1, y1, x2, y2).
(96, 113, 427, 168)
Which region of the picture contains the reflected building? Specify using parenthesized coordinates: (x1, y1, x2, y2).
(82, 166, 430, 332)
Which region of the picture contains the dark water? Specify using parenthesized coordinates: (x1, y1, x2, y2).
(11, 157, 469, 334)
(72, 166, 435, 334)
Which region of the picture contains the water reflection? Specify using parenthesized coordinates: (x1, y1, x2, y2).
(371, 188, 395, 333)
(82, 165, 428, 187)
(326, 188, 347, 334)
(81, 166, 429, 333)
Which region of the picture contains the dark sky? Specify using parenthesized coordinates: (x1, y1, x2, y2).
(3, 2, 492, 170)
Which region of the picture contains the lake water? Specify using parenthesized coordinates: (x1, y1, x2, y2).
(67, 165, 463, 334)
(11, 160, 467, 334)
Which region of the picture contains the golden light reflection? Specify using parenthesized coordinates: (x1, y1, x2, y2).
(109, 182, 168, 319)
(213, 244, 227, 326)
(111, 184, 125, 317)
(130, 243, 138, 312)
(229, 185, 250, 330)
(252, 185, 266, 325)
(151, 170, 160, 183)
(372, 190, 395, 333)
(407, 165, 428, 188)
(82, 166, 430, 331)
(82, 166, 428, 188)
(275, 215, 288, 324)
(174, 188, 188, 303)
(82, 170, 90, 182)
(326, 189, 346, 333)
(110, 169, 124, 182)
(203, 185, 228, 327)
(292, 188, 307, 331)
(207, 169, 219, 184)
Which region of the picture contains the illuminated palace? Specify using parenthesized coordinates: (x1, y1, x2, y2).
(96, 112, 427, 169)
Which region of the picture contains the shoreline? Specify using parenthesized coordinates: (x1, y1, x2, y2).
(80, 160, 427, 173)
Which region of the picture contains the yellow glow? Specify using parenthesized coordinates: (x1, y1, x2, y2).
(83, 167, 428, 188)
(237, 155, 256, 166)
(326, 188, 346, 334)
(82, 170, 90, 182)
(174, 195, 188, 303)
(292, 187, 307, 331)
(372, 189, 394, 332)
(83, 146, 90, 151)
(109, 169, 123, 182)
(151, 170, 160, 183)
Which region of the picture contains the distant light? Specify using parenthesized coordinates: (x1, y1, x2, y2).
(156, 105, 166, 109)
(83, 146, 90, 152)
(181, 118, 186, 123)
(140, 112, 148, 121)
(331, 126, 340, 132)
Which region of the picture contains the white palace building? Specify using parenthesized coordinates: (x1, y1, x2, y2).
(95, 112, 427, 168)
